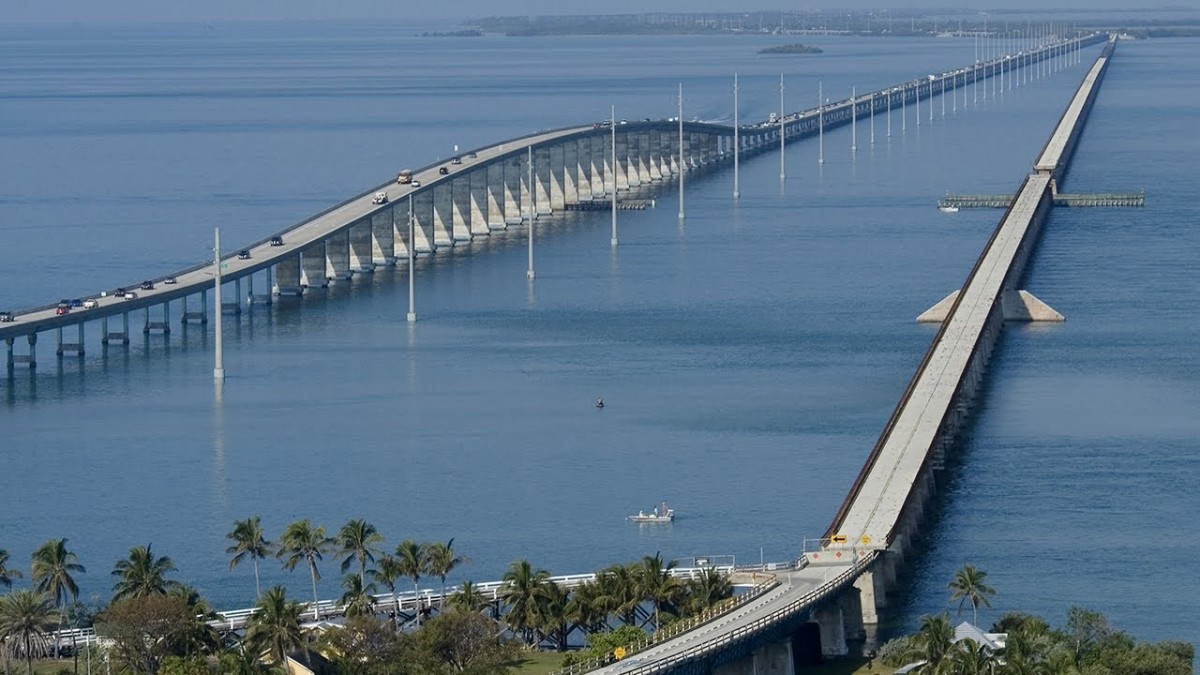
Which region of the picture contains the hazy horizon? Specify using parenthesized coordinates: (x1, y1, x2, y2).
(6, 1, 1187, 26)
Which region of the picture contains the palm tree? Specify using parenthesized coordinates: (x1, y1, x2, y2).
(499, 559, 551, 646)
(635, 553, 683, 632)
(227, 516, 274, 601)
(538, 582, 572, 651)
(31, 538, 85, 657)
(245, 586, 305, 667)
(372, 554, 403, 628)
(393, 540, 428, 623)
(447, 580, 490, 614)
(336, 519, 383, 587)
(0, 549, 23, 588)
(168, 584, 221, 657)
(908, 613, 955, 671)
(425, 539, 469, 603)
(564, 580, 609, 635)
(947, 638, 997, 675)
(682, 567, 733, 616)
(111, 543, 181, 600)
(948, 564, 996, 625)
(339, 573, 377, 618)
(0, 589, 57, 675)
(596, 564, 643, 626)
(277, 520, 332, 621)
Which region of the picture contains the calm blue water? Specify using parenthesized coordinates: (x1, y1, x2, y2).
(2, 23, 1195, 647)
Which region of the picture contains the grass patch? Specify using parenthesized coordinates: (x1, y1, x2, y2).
(509, 650, 569, 675)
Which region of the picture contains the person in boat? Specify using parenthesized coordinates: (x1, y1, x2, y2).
(596, 397, 604, 408)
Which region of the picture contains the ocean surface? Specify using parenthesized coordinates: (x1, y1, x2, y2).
(1, 22, 1196, 647)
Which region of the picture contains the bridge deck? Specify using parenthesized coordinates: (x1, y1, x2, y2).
(1035, 56, 1108, 173)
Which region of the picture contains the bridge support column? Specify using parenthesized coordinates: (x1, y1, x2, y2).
(432, 183, 455, 246)
(812, 603, 847, 657)
(392, 207, 411, 260)
(144, 302, 171, 335)
(5, 337, 13, 372)
(534, 147, 552, 215)
(371, 210, 396, 266)
(451, 177, 472, 242)
(300, 242, 328, 288)
(273, 255, 303, 296)
(181, 292, 208, 324)
(573, 138, 591, 201)
(853, 570, 883, 625)
(469, 169, 489, 236)
(648, 132, 663, 180)
(486, 164, 507, 229)
(56, 323, 85, 356)
(589, 135, 606, 197)
(614, 133, 629, 191)
(503, 157, 522, 225)
(413, 191, 437, 253)
(103, 313, 130, 345)
(714, 639, 794, 675)
(349, 222, 375, 274)
(561, 142, 578, 205)
(325, 231, 352, 281)
(548, 144, 566, 210)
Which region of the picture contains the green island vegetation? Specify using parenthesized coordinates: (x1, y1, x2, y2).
(0, 521, 738, 675)
(759, 44, 824, 55)
(465, 11, 1200, 39)
(1, 536, 1193, 675)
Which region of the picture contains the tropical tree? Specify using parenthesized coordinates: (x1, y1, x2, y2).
(31, 538, 86, 657)
(635, 553, 683, 631)
(538, 582, 572, 651)
(0, 549, 23, 589)
(908, 613, 955, 672)
(425, 539, 469, 602)
(947, 638, 997, 675)
(564, 580, 610, 635)
(681, 567, 733, 616)
(339, 574, 377, 619)
(447, 580, 491, 615)
(244, 586, 305, 668)
(498, 559, 551, 646)
(167, 585, 220, 658)
(393, 540, 428, 623)
(595, 564, 642, 626)
(336, 519, 383, 587)
(277, 520, 332, 621)
(948, 564, 996, 626)
(111, 544, 181, 601)
(0, 589, 57, 675)
(372, 554, 403, 628)
(226, 517, 274, 601)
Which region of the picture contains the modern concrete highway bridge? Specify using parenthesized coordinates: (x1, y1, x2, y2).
(27, 28, 1117, 675)
(3, 32, 1105, 370)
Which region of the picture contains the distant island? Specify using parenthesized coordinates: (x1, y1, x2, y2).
(419, 29, 484, 38)
(759, 43, 824, 54)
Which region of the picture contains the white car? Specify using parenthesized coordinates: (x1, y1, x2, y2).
(372, 191, 389, 205)
(83, 299, 99, 309)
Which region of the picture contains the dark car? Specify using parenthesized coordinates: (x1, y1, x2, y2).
(140, 281, 154, 291)
(269, 236, 284, 246)
(69, 298, 84, 308)
(237, 250, 251, 260)
(0, 311, 14, 323)
(438, 167, 449, 175)
(467, 152, 477, 159)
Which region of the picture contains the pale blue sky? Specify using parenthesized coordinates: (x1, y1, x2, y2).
(8, 0, 1144, 25)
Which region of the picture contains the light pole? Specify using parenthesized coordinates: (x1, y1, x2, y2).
(779, 74, 786, 180)
(733, 74, 740, 199)
(212, 227, 224, 381)
(407, 195, 416, 322)
(527, 145, 535, 280)
(611, 105, 618, 246)
(678, 83, 685, 222)
(817, 81, 824, 164)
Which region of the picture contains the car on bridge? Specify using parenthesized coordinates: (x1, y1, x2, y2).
(122, 292, 138, 300)
(372, 191, 389, 205)
(83, 299, 99, 309)
(269, 236, 284, 246)
(140, 281, 154, 291)
(450, 157, 462, 165)
(163, 276, 177, 285)
(410, 179, 421, 187)
(237, 250, 251, 260)
(55, 303, 70, 315)
(438, 167, 449, 175)
(0, 311, 13, 323)
(69, 298, 84, 308)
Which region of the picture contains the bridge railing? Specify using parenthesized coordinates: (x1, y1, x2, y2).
(577, 553, 877, 675)
(549, 578, 782, 675)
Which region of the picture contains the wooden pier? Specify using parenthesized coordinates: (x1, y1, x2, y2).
(938, 190, 1144, 210)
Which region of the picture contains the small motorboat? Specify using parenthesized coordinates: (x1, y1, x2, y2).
(628, 502, 674, 523)
(596, 397, 605, 409)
